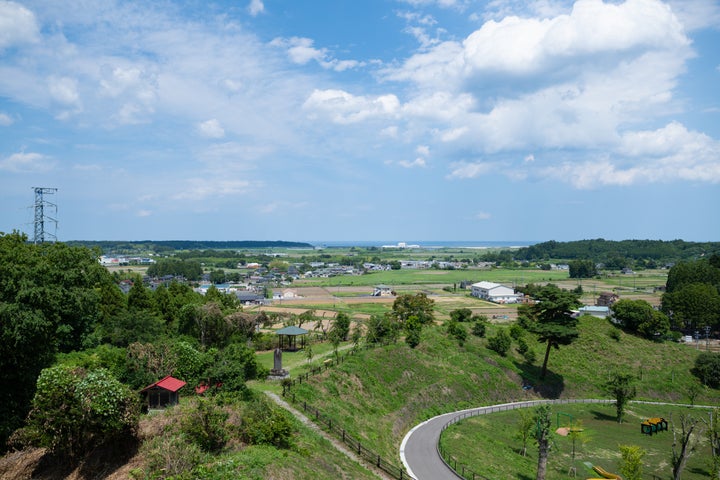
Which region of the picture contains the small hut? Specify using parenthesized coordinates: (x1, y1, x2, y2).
(275, 325, 309, 351)
(141, 375, 187, 409)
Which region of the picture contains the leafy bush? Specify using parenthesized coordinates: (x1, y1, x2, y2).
(143, 434, 204, 478)
(487, 329, 512, 357)
(24, 365, 138, 457)
(471, 321, 487, 338)
(180, 398, 229, 452)
(692, 352, 720, 388)
(240, 398, 295, 449)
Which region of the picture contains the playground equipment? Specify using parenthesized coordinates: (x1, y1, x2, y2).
(555, 412, 584, 436)
(640, 417, 668, 435)
(584, 462, 622, 480)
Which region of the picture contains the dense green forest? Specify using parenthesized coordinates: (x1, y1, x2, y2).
(512, 239, 720, 265)
(66, 240, 313, 254)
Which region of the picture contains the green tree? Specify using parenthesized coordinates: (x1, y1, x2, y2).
(472, 320, 487, 337)
(487, 328, 512, 356)
(365, 314, 399, 344)
(0, 233, 114, 448)
(662, 282, 720, 331)
(515, 409, 535, 457)
(611, 299, 670, 339)
(535, 405, 552, 480)
(180, 398, 228, 452)
(705, 408, 720, 479)
(692, 352, 720, 388)
(619, 445, 645, 480)
(331, 312, 351, 341)
(127, 275, 155, 311)
(605, 371, 637, 423)
(450, 308, 473, 323)
(389, 293, 435, 325)
(405, 315, 422, 348)
(526, 285, 582, 379)
(569, 259, 596, 278)
(23, 365, 138, 458)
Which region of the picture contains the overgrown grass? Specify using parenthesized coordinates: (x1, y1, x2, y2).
(440, 402, 715, 480)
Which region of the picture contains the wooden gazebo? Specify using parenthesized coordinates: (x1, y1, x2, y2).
(275, 325, 309, 351)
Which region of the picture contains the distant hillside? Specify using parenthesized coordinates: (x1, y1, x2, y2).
(67, 240, 314, 253)
(511, 239, 720, 263)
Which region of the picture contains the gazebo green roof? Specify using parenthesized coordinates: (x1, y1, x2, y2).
(275, 325, 309, 336)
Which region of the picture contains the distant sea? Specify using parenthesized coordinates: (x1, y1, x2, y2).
(308, 240, 538, 249)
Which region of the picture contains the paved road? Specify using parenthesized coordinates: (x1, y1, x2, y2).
(400, 399, 616, 480)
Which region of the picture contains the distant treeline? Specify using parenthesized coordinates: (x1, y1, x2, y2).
(67, 240, 314, 253)
(511, 239, 720, 264)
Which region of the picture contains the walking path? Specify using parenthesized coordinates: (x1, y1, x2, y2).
(265, 392, 392, 480)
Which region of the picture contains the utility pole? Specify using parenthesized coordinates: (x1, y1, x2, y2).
(32, 187, 58, 244)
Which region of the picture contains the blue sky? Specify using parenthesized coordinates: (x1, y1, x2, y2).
(1, 0, 719, 243)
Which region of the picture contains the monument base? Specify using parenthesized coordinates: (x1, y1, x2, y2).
(267, 369, 289, 380)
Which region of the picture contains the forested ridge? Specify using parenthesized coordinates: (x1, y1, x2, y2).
(512, 239, 720, 263)
(66, 240, 313, 253)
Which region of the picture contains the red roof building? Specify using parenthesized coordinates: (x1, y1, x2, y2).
(141, 375, 187, 409)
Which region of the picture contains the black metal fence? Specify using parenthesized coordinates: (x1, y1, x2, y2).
(281, 342, 416, 480)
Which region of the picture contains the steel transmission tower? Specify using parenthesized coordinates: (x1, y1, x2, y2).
(33, 187, 58, 244)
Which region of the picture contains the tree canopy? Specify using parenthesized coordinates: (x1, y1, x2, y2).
(522, 284, 582, 379)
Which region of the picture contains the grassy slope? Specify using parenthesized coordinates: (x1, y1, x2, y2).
(441, 402, 714, 480)
(287, 316, 719, 464)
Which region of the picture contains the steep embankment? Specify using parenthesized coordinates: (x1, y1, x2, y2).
(289, 317, 718, 462)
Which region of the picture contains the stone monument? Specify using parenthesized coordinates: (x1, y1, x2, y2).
(268, 347, 289, 379)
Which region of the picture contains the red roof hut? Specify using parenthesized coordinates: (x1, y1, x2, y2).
(141, 375, 186, 409)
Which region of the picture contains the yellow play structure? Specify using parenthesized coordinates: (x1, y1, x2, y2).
(584, 461, 622, 480)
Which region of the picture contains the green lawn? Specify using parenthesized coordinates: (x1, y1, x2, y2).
(440, 402, 716, 480)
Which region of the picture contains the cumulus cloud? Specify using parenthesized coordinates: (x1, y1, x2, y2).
(0, 152, 55, 173)
(248, 0, 264, 16)
(0, 1, 39, 49)
(544, 122, 720, 188)
(0, 112, 12, 126)
(48, 76, 80, 105)
(197, 119, 225, 138)
(270, 36, 364, 71)
(303, 89, 400, 124)
(475, 211, 492, 220)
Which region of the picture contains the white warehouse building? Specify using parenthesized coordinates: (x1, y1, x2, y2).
(470, 281, 520, 304)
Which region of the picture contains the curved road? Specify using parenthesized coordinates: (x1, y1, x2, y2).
(400, 399, 614, 480)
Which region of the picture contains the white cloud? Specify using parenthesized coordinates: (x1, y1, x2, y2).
(0, 112, 12, 126)
(0, 152, 55, 173)
(398, 157, 427, 168)
(446, 161, 494, 179)
(544, 122, 720, 188)
(303, 89, 400, 124)
(248, 0, 264, 16)
(47, 76, 80, 105)
(0, 1, 39, 50)
(270, 36, 364, 71)
(198, 119, 226, 139)
(137, 209, 152, 217)
(475, 211, 492, 220)
(171, 178, 254, 201)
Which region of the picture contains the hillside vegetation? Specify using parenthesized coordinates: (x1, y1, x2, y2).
(288, 316, 719, 463)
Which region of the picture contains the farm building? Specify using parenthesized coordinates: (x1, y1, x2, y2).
(470, 281, 520, 304)
(372, 284, 394, 296)
(141, 376, 187, 409)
